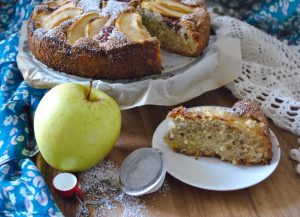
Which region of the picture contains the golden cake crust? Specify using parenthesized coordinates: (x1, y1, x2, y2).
(232, 99, 272, 149)
(28, 19, 161, 79)
(232, 99, 268, 127)
(179, 7, 210, 56)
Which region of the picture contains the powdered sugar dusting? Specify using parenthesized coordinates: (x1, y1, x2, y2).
(29, 0, 139, 62)
(101, 0, 133, 20)
(76, 160, 151, 217)
(157, 180, 169, 197)
(93, 26, 131, 50)
(107, 28, 130, 45)
(77, 0, 101, 12)
(180, 0, 205, 6)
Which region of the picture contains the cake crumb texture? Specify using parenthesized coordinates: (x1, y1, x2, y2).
(165, 100, 273, 165)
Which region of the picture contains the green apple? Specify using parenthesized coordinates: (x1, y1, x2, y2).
(34, 83, 121, 172)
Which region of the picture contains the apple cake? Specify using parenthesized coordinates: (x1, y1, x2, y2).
(27, 0, 210, 79)
(164, 100, 273, 165)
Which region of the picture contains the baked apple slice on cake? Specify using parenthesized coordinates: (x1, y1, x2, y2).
(52, 2, 77, 11)
(115, 12, 151, 42)
(41, 7, 83, 29)
(156, 0, 195, 13)
(32, 9, 51, 25)
(67, 12, 100, 44)
(139, 0, 210, 56)
(84, 16, 109, 37)
(33, 0, 76, 26)
(141, 1, 187, 18)
(45, 0, 71, 8)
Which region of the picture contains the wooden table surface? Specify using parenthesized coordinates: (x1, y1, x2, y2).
(36, 87, 300, 217)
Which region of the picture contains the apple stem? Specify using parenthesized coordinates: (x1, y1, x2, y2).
(87, 80, 93, 100)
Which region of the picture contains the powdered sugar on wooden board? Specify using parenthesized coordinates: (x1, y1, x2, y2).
(76, 160, 169, 217)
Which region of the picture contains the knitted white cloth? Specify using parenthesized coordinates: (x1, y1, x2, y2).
(212, 15, 300, 136)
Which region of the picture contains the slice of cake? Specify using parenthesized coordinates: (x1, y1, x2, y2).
(164, 100, 273, 165)
(139, 0, 210, 56)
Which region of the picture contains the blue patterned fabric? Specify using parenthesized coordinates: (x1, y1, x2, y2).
(209, 0, 300, 44)
(0, 0, 63, 216)
(0, 0, 299, 216)
(0, 159, 63, 216)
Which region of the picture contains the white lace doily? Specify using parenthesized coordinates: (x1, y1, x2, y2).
(212, 15, 300, 136)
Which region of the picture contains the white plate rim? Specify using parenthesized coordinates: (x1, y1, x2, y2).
(152, 106, 281, 191)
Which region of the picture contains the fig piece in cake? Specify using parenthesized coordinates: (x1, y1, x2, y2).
(156, 0, 195, 13)
(42, 7, 83, 29)
(67, 12, 99, 44)
(84, 16, 109, 37)
(115, 12, 151, 42)
(141, 1, 187, 18)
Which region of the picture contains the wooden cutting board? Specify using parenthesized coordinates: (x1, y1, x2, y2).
(36, 87, 300, 217)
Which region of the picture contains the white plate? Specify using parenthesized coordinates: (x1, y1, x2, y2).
(152, 108, 281, 191)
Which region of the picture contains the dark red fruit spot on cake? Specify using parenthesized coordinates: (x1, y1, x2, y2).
(116, 0, 136, 2)
(163, 17, 181, 32)
(98, 26, 114, 42)
(117, 0, 141, 3)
